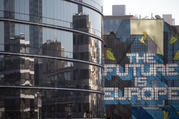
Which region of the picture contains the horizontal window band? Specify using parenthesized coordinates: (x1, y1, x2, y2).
(0, 85, 104, 94)
(0, 18, 103, 42)
(0, 9, 101, 34)
(0, 51, 103, 68)
(64, 0, 103, 16)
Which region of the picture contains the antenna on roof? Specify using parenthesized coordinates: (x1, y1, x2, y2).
(151, 13, 154, 19)
(155, 15, 161, 19)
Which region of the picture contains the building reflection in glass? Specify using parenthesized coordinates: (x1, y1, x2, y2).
(0, 0, 103, 118)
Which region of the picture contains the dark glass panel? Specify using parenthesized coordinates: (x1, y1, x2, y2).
(0, 56, 102, 90)
(0, 88, 102, 119)
(0, 22, 102, 64)
(0, 0, 102, 37)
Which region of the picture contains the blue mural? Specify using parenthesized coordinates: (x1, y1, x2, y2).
(104, 19, 179, 119)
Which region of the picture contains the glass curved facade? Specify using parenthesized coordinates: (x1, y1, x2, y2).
(0, 0, 103, 118)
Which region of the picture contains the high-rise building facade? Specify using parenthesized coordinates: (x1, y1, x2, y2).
(112, 5, 126, 16)
(0, 0, 103, 118)
(104, 16, 179, 119)
(163, 14, 175, 25)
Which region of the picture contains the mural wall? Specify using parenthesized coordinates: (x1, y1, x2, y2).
(104, 19, 179, 119)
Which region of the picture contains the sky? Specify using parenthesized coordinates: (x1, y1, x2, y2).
(103, 0, 179, 25)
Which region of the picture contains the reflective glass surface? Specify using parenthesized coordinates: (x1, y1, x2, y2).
(0, 88, 102, 119)
(75, 0, 103, 12)
(0, 22, 102, 64)
(0, 0, 103, 118)
(0, 56, 102, 90)
(0, 0, 102, 37)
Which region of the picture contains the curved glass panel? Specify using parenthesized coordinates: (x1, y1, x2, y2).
(0, 0, 103, 118)
(0, 55, 102, 91)
(74, 0, 103, 12)
(0, 88, 102, 118)
(0, 22, 102, 64)
(0, 0, 102, 37)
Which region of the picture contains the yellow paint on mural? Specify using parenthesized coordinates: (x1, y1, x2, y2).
(169, 35, 178, 44)
(163, 111, 168, 119)
(138, 32, 147, 45)
(177, 111, 179, 115)
(143, 32, 147, 41)
(106, 48, 116, 61)
(131, 19, 164, 55)
(174, 50, 179, 60)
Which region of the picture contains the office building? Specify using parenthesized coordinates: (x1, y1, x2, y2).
(163, 14, 175, 25)
(112, 5, 126, 16)
(104, 15, 179, 119)
(0, 0, 103, 118)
